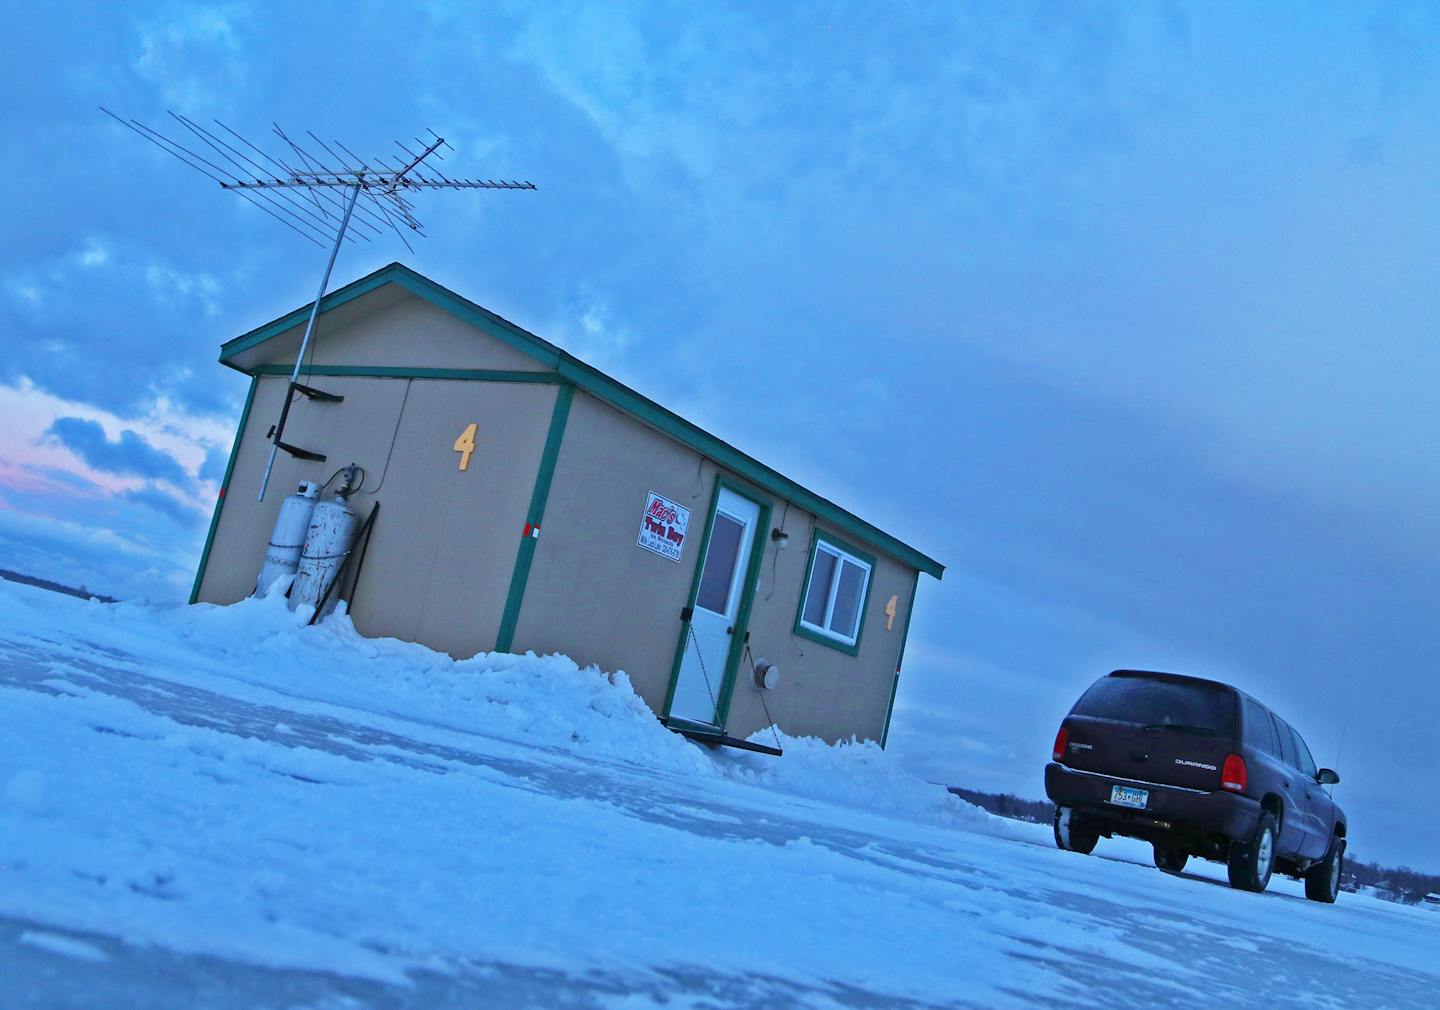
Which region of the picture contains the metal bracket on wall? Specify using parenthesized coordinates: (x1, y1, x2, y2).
(268, 379, 344, 462)
(276, 441, 327, 462)
(292, 382, 343, 402)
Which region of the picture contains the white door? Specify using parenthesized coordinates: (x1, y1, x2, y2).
(669, 487, 760, 727)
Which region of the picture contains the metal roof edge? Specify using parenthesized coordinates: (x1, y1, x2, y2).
(553, 353, 944, 579)
(218, 263, 945, 579)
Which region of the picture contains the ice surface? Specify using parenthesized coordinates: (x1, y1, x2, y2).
(1, 580, 1436, 1009)
(17, 930, 110, 963)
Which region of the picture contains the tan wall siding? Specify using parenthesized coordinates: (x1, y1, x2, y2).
(727, 526, 913, 744)
(253, 293, 548, 373)
(509, 391, 707, 703)
(514, 391, 915, 744)
(198, 374, 557, 659)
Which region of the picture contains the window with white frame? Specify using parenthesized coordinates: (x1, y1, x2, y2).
(798, 536, 872, 647)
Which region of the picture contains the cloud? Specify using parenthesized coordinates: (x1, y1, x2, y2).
(43, 417, 193, 489)
(75, 237, 111, 269)
(130, 3, 249, 111)
(199, 447, 229, 485)
(143, 263, 222, 317)
(0, 483, 201, 601)
(123, 484, 204, 528)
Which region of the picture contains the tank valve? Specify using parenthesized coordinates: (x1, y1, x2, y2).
(337, 463, 361, 499)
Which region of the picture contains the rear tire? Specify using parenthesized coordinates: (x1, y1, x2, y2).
(1304, 837, 1344, 904)
(1154, 845, 1189, 874)
(1227, 811, 1277, 893)
(1054, 807, 1098, 854)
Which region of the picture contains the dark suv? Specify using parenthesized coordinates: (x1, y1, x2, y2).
(1044, 670, 1347, 901)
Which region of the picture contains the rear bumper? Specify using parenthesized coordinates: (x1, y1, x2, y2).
(1045, 762, 1261, 842)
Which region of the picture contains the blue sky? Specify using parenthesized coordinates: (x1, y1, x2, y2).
(4, 2, 1440, 868)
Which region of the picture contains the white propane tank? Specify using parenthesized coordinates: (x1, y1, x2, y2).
(290, 497, 360, 612)
(255, 481, 321, 596)
(753, 658, 780, 691)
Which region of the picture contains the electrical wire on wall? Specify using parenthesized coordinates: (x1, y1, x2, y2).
(743, 642, 785, 754)
(360, 378, 412, 495)
(690, 455, 705, 498)
(786, 512, 817, 658)
(765, 501, 791, 602)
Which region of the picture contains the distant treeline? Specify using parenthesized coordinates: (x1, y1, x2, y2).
(1340, 858, 1440, 904)
(947, 787, 1053, 824)
(0, 568, 115, 604)
(948, 786, 1440, 904)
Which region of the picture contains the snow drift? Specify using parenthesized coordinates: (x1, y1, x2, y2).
(0, 581, 1008, 830)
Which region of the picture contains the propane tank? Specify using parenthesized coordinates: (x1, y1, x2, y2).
(255, 481, 321, 597)
(290, 495, 360, 612)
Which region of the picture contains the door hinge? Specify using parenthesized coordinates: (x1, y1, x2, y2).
(680, 606, 693, 622)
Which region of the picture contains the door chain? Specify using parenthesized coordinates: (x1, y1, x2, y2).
(744, 643, 785, 754)
(686, 623, 719, 713)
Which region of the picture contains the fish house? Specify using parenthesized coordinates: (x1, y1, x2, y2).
(193, 264, 944, 750)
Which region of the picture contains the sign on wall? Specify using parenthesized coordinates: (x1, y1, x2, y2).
(637, 491, 690, 562)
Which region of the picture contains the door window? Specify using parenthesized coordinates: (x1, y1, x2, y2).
(694, 513, 744, 616)
(798, 534, 873, 648)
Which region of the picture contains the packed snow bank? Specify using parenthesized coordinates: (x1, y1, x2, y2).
(0, 583, 709, 776)
(713, 729, 1042, 840)
(0, 581, 1016, 831)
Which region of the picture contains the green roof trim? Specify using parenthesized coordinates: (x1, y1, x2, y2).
(219, 262, 944, 579)
(250, 364, 560, 383)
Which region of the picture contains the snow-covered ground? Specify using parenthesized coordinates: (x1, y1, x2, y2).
(1, 581, 1435, 1009)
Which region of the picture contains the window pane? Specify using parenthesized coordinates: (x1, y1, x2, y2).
(1273, 715, 1299, 768)
(1071, 676, 1238, 736)
(695, 515, 743, 614)
(802, 547, 838, 627)
(1243, 699, 1277, 756)
(1291, 727, 1318, 777)
(827, 559, 867, 638)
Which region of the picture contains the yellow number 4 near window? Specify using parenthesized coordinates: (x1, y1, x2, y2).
(453, 422, 478, 471)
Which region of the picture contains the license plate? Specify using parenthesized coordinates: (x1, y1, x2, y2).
(1109, 785, 1148, 809)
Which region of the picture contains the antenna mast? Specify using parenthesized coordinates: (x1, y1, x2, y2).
(102, 109, 537, 500)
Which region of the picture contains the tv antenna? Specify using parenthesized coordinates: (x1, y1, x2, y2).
(101, 108, 537, 500)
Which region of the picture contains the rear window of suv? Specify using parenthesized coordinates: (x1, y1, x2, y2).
(1070, 675, 1237, 736)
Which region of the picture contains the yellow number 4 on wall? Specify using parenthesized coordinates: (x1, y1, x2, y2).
(453, 422, 478, 471)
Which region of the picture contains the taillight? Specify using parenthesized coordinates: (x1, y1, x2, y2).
(1052, 726, 1068, 763)
(1221, 753, 1247, 792)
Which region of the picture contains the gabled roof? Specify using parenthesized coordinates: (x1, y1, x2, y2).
(220, 262, 944, 579)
